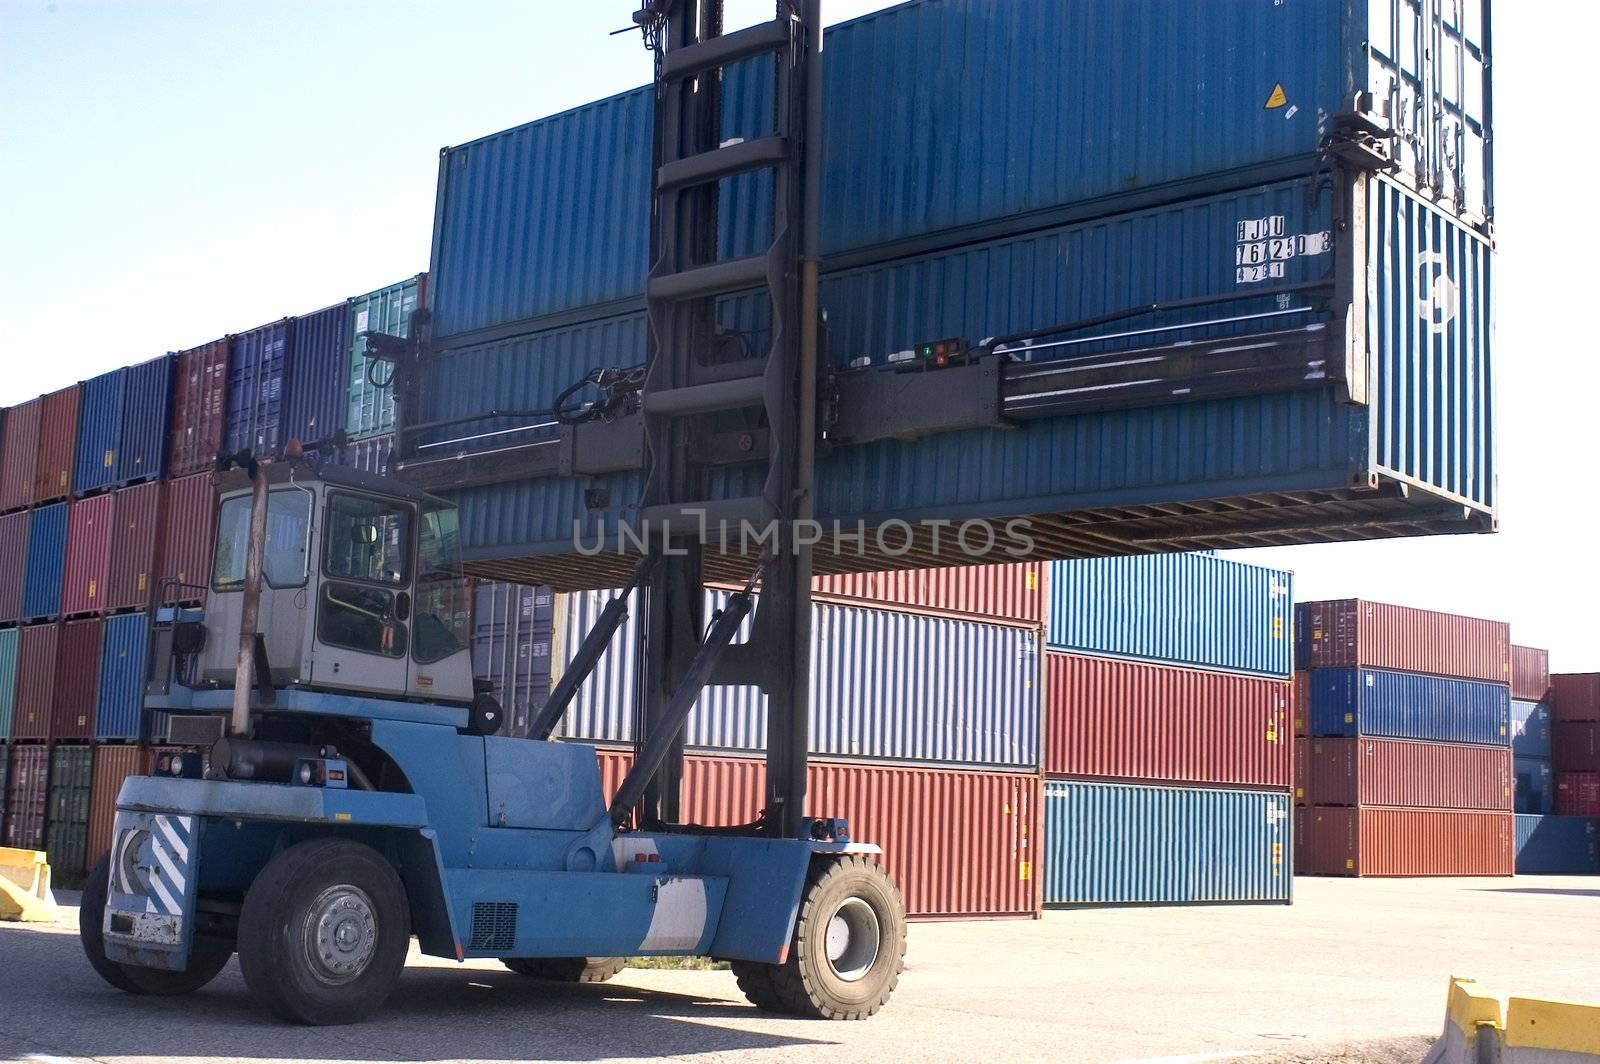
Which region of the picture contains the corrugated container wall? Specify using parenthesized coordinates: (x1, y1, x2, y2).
(226, 320, 291, 457)
(0, 628, 16, 738)
(1511, 645, 1551, 702)
(1551, 674, 1600, 723)
(1298, 807, 1512, 877)
(0, 510, 28, 623)
(811, 562, 1043, 628)
(1557, 774, 1600, 816)
(96, 612, 149, 740)
(44, 744, 92, 881)
(156, 473, 217, 604)
(86, 744, 148, 873)
(33, 385, 81, 504)
(0, 749, 6, 825)
(3, 744, 50, 850)
(1295, 600, 1510, 682)
(12, 624, 59, 740)
(1043, 780, 1290, 906)
(1303, 738, 1511, 810)
(1515, 815, 1600, 875)
(1045, 555, 1292, 676)
(168, 339, 230, 477)
(1512, 699, 1552, 759)
(1044, 652, 1292, 789)
(472, 583, 553, 739)
(54, 618, 102, 740)
(1515, 757, 1554, 815)
(105, 481, 162, 612)
(282, 302, 350, 446)
(0, 398, 42, 512)
(1553, 722, 1600, 773)
(1306, 668, 1510, 745)
(22, 502, 68, 621)
(347, 276, 424, 439)
(74, 367, 125, 496)
(62, 494, 114, 617)
(559, 588, 1040, 769)
(331, 434, 393, 476)
(119, 354, 174, 484)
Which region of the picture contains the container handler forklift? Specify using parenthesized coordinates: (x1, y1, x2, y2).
(80, 0, 910, 1025)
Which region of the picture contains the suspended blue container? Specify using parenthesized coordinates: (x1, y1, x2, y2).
(74, 367, 126, 496)
(22, 501, 68, 621)
(1307, 668, 1510, 745)
(1044, 779, 1291, 906)
(118, 354, 174, 484)
(226, 319, 292, 457)
(1045, 554, 1292, 677)
(282, 302, 350, 448)
(1515, 815, 1600, 874)
(1511, 699, 1552, 759)
(95, 611, 150, 740)
(1515, 757, 1555, 815)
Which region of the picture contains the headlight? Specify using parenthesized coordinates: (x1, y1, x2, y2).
(298, 762, 315, 785)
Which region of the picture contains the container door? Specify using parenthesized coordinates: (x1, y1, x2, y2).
(311, 492, 413, 697)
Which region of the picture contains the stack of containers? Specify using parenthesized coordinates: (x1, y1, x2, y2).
(1294, 600, 1514, 877)
(1511, 646, 1555, 815)
(549, 563, 1047, 919)
(1515, 664, 1600, 873)
(1551, 674, 1600, 818)
(1040, 553, 1295, 907)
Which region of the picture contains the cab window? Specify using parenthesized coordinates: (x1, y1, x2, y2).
(413, 502, 472, 664)
(213, 490, 313, 591)
(318, 493, 412, 659)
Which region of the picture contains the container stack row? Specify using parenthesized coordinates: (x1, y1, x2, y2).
(1510, 656, 1600, 874)
(1040, 553, 1295, 907)
(1293, 600, 1514, 877)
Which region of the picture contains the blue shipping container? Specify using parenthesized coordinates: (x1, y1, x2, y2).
(226, 319, 292, 457)
(22, 501, 68, 621)
(118, 354, 174, 484)
(74, 368, 125, 496)
(1512, 699, 1552, 759)
(429, 0, 1491, 340)
(282, 302, 350, 447)
(556, 588, 1040, 769)
(1044, 779, 1291, 906)
(1515, 757, 1555, 815)
(1307, 668, 1510, 745)
(472, 582, 554, 740)
(95, 611, 149, 740)
(1045, 554, 1292, 677)
(1515, 815, 1600, 874)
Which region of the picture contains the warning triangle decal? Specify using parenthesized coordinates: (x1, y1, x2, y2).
(1264, 83, 1288, 109)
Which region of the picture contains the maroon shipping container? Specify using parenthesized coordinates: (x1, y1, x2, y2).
(61, 494, 114, 617)
(0, 510, 29, 623)
(32, 385, 81, 504)
(1553, 722, 1600, 773)
(3, 743, 50, 850)
(1297, 599, 1510, 683)
(168, 339, 231, 478)
(0, 398, 42, 512)
(105, 481, 163, 612)
(1556, 773, 1600, 816)
(85, 744, 151, 873)
(156, 473, 218, 604)
(1551, 674, 1600, 723)
(54, 617, 103, 740)
(13, 624, 60, 740)
(1044, 651, 1292, 789)
(812, 562, 1045, 628)
(1296, 806, 1513, 877)
(1294, 738, 1310, 805)
(1511, 645, 1551, 702)
(1303, 737, 1512, 810)
(596, 749, 1041, 919)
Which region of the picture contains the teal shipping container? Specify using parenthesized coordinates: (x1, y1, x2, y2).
(1515, 815, 1600, 874)
(347, 275, 424, 439)
(0, 627, 16, 738)
(44, 744, 92, 883)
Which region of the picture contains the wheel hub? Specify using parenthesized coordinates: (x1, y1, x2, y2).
(303, 885, 378, 985)
(823, 896, 880, 982)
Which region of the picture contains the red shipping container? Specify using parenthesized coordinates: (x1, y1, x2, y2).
(32, 385, 81, 504)
(13, 624, 60, 740)
(1551, 674, 1600, 723)
(54, 617, 103, 740)
(1303, 738, 1511, 810)
(105, 481, 163, 612)
(1294, 738, 1310, 805)
(1553, 722, 1600, 773)
(811, 562, 1044, 628)
(1043, 651, 1291, 788)
(0, 510, 29, 623)
(595, 749, 1041, 919)
(0, 398, 42, 512)
(168, 339, 231, 478)
(1556, 773, 1600, 816)
(156, 472, 218, 604)
(1297, 599, 1510, 683)
(85, 744, 152, 873)
(62, 494, 114, 616)
(1296, 806, 1512, 877)
(3, 743, 51, 850)
(1510, 645, 1550, 702)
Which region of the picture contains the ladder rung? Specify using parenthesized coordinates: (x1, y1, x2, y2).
(649, 254, 768, 302)
(659, 19, 791, 82)
(640, 497, 771, 538)
(659, 136, 788, 191)
(644, 374, 766, 417)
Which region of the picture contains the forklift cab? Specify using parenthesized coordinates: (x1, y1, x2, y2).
(193, 460, 475, 704)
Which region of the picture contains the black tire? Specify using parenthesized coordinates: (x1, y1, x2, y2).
(502, 956, 627, 983)
(730, 855, 906, 1020)
(79, 855, 232, 996)
(237, 838, 411, 1025)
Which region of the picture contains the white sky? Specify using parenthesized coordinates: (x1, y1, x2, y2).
(2, 2, 1595, 668)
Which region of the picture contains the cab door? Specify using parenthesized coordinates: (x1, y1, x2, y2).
(310, 491, 414, 696)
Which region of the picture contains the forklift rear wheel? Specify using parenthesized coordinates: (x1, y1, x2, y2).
(502, 956, 627, 983)
(731, 855, 906, 1020)
(238, 838, 411, 1025)
(79, 855, 233, 996)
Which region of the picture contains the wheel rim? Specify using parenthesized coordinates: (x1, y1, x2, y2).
(823, 896, 880, 982)
(302, 884, 379, 985)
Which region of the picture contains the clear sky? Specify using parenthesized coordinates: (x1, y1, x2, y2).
(3, 2, 1596, 668)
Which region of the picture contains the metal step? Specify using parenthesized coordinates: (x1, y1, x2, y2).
(659, 18, 790, 82)
(643, 373, 766, 416)
(648, 254, 767, 302)
(659, 135, 787, 191)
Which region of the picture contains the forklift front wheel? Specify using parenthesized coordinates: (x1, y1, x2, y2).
(502, 956, 627, 983)
(79, 855, 233, 996)
(238, 838, 411, 1025)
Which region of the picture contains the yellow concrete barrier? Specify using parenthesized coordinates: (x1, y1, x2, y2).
(1426, 977, 1600, 1064)
(0, 847, 59, 923)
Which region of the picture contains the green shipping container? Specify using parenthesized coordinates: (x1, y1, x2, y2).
(45, 744, 93, 882)
(0, 628, 16, 738)
(346, 275, 423, 439)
